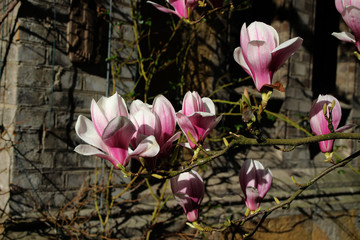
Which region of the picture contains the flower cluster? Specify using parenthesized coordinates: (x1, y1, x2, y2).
(75, 91, 220, 170)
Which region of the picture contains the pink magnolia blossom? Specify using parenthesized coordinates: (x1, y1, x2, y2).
(129, 95, 181, 169)
(147, 0, 199, 19)
(332, 0, 360, 51)
(309, 94, 352, 153)
(239, 159, 272, 211)
(233, 21, 303, 92)
(74, 93, 160, 168)
(170, 170, 204, 222)
(176, 91, 222, 149)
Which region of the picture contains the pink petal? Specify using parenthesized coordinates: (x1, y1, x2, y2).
(239, 159, 257, 194)
(170, 170, 204, 221)
(75, 115, 107, 151)
(245, 187, 260, 211)
(247, 21, 279, 51)
(176, 113, 198, 148)
(233, 47, 253, 78)
(169, 0, 188, 18)
(246, 40, 272, 91)
(147, 1, 182, 18)
(270, 37, 303, 72)
(335, 0, 344, 13)
(319, 140, 335, 153)
(130, 109, 160, 139)
(182, 91, 204, 116)
(309, 95, 341, 136)
(240, 23, 250, 60)
(91, 99, 109, 137)
(74, 144, 127, 168)
(153, 95, 176, 145)
(200, 115, 222, 141)
(253, 160, 272, 199)
(102, 116, 137, 164)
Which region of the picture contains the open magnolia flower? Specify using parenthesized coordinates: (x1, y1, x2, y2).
(309, 94, 352, 153)
(129, 95, 181, 169)
(170, 170, 204, 222)
(74, 93, 160, 168)
(147, 0, 199, 19)
(239, 159, 272, 212)
(332, 0, 360, 52)
(176, 91, 222, 149)
(234, 21, 303, 92)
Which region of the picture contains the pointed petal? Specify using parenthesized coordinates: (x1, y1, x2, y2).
(147, 1, 182, 18)
(332, 31, 356, 43)
(233, 47, 253, 78)
(253, 160, 272, 199)
(153, 95, 176, 145)
(91, 99, 109, 136)
(240, 23, 250, 57)
(75, 115, 107, 151)
(270, 37, 303, 72)
(246, 40, 272, 91)
(74, 144, 125, 168)
(336, 124, 355, 132)
(202, 97, 216, 114)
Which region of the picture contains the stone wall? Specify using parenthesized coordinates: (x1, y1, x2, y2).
(0, 0, 136, 223)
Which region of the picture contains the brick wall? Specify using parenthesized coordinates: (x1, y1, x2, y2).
(0, 0, 135, 222)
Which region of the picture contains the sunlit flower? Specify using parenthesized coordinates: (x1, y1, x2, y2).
(239, 159, 272, 211)
(147, 0, 199, 19)
(234, 21, 303, 92)
(74, 93, 160, 168)
(176, 91, 222, 149)
(170, 170, 204, 222)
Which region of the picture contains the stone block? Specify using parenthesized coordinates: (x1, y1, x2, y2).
(16, 18, 52, 44)
(84, 75, 106, 92)
(54, 151, 79, 169)
(48, 48, 72, 68)
(8, 43, 46, 65)
(66, 171, 91, 190)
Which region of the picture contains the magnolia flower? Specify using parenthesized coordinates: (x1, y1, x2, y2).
(74, 93, 160, 168)
(234, 21, 303, 92)
(170, 170, 204, 222)
(176, 91, 222, 149)
(309, 94, 352, 153)
(332, 0, 360, 52)
(147, 0, 199, 19)
(239, 159, 272, 211)
(129, 95, 181, 169)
